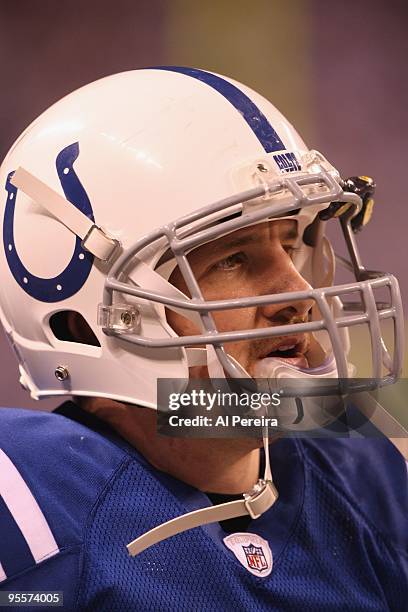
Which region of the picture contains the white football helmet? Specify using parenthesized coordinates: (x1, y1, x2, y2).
(0, 67, 404, 409)
(0, 67, 406, 556)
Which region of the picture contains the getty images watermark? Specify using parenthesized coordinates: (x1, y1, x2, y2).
(167, 388, 281, 429)
(156, 378, 408, 439)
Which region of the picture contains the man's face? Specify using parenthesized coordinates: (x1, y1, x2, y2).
(167, 219, 325, 377)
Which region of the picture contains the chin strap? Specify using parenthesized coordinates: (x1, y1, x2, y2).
(127, 434, 277, 557)
(11, 167, 121, 262)
(127, 344, 279, 557)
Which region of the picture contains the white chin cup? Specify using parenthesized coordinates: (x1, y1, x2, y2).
(253, 355, 340, 379)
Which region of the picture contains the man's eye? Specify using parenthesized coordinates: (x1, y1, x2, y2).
(213, 252, 247, 271)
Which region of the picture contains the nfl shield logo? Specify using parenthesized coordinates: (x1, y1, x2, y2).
(223, 532, 273, 577)
(242, 544, 268, 572)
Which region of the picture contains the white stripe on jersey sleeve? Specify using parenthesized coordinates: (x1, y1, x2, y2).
(0, 448, 59, 564)
(0, 561, 6, 582)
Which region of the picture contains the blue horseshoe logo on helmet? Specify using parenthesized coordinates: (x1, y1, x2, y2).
(3, 142, 94, 303)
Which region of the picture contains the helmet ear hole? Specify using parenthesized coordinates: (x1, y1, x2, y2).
(49, 311, 100, 347)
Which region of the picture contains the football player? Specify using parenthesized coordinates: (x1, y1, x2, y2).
(0, 68, 406, 610)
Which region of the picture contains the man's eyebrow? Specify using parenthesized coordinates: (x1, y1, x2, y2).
(213, 234, 259, 251)
(208, 224, 298, 254)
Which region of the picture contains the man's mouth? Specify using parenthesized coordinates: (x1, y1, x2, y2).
(261, 337, 310, 369)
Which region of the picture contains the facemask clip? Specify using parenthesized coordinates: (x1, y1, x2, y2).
(98, 303, 141, 334)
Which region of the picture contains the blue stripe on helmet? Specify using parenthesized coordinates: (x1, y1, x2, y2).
(153, 66, 285, 153)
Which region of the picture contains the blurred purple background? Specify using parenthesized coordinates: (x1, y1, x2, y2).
(0, 0, 406, 409)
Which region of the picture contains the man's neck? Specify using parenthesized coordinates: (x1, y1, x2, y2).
(80, 397, 262, 494)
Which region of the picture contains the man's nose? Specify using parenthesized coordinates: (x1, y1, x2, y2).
(258, 261, 314, 324)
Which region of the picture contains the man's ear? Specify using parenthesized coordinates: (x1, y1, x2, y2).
(49, 311, 100, 346)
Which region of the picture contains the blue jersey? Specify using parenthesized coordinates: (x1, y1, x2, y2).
(0, 403, 406, 611)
